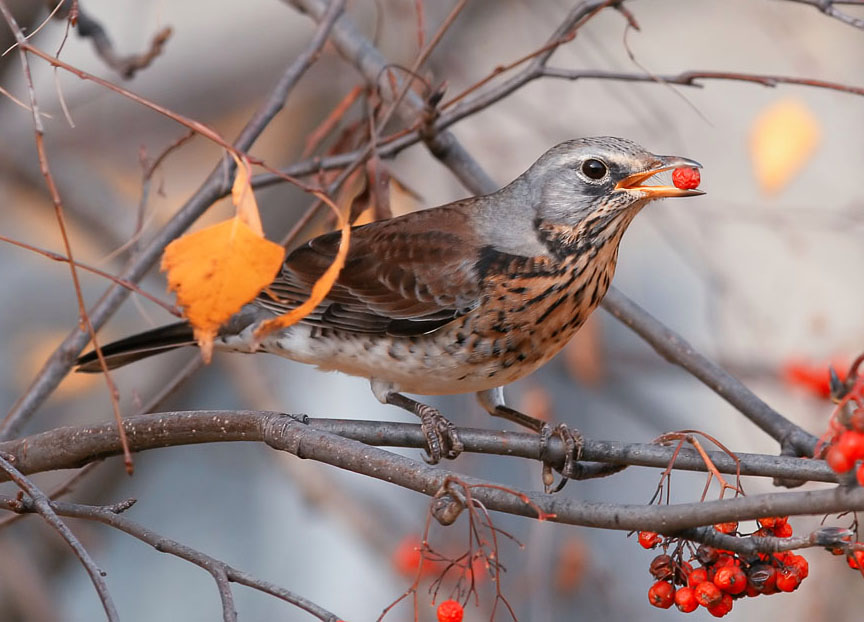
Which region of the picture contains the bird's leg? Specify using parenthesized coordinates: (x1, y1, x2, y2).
(371, 380, 463, 464)
(477, 387, 607, 493)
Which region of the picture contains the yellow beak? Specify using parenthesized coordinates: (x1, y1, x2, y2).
(615, 155, 705, 198)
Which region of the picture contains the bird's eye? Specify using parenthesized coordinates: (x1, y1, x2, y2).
(581, 158, 608, 180)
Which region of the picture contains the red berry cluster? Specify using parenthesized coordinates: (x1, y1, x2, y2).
(823, 408, 864, 484)
(639, 517, 808, 617)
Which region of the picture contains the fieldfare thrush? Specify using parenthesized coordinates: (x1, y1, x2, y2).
(78, 136, 704, 487)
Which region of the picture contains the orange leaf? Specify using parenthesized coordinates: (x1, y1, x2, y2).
(750, 99, 820, 196)
(162, 217, 285, 362)
(254, 216, 350, 340)
(230, 153, 264, 235)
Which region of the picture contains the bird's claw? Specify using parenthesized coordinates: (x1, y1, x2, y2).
(540, 423, 584, 493)
(418, 405, 463, 464)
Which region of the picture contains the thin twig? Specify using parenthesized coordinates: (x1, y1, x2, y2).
(0, 0, 133, 471)
(0, 453, 118, 621)
(0, 0, 345, 440)
(0, 496, 342, 622)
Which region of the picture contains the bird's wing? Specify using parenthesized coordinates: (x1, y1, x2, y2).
(257, 206, 482, 336)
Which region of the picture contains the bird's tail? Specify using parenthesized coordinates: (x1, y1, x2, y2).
(76, 322, 197, 373)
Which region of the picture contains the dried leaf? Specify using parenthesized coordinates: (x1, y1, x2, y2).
(750, 99, 821, 196)
(230, 153, 263, 235)
(254, 215, 350, 340)
(162, 218, 284, 362)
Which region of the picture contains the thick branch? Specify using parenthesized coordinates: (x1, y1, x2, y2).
(0, 410, 850, 534)
(0, 411, 833, 484)
(601, 289, 818, 454)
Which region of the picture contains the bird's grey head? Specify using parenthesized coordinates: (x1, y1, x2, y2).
(520, 136, 703, 229)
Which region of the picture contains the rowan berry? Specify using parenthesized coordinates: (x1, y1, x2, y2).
(847, 549, 864, 570)
(838, 431, 864, 462)
(826, 445, 855, 473)
(696, 545, 719, 565)
(774, 522, 793, 538)
(648, 580, 675, 609)
(713, 565, 747, 595)
(436, 599, 463, 622)
(638, 531, 662, 549)
(747, 564, 777, 594)
(694, 581, 723, 608)
(688, 567, 709, 588)
(674, 587, 699, 613)
(775, 567, 801, 592)
(707, 592, 733, 617)
(650, 554, 674, 580)
(714, 521, 737, 535)
(672, 167, 701, 190)
(715, 554, 739, 567)
(786, 553, 809, 579)
(757, 516, 786, 529)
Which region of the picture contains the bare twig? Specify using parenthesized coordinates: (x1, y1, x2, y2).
(600, 289, 818, 455)
(0, 0, 345, 440)
(0, 454, 118, 621)
(0, 461, 101, 530)
(73, 8, 172, 79)
(0, 0, 133, 471)
(784, 0, 864, 29)
(0, 496, 342, 622)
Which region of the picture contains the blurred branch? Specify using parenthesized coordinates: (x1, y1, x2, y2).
(0, 453, 118, 621)
(600, 289, 819, 455)
(0, 410, 835, 485)
(72, 7, 172, 79)
(0, 412, 855, 536)
(0, 0, 345, 440)
(0, 495, 343, 622)
(784, 0, 864, 29)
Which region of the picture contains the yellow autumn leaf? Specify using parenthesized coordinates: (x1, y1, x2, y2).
(230, 153, 264, 235)
(750, 99, 821, 196)
(161, 217, 284, 362)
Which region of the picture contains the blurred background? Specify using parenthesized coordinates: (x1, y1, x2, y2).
(0, 0, 862, 620)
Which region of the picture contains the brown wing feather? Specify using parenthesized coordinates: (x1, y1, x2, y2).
(257, 206, 482, 336)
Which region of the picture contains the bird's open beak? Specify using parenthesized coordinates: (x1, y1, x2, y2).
(615, 155, 705, 198)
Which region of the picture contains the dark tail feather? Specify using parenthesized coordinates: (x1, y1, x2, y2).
(76, 322, 196, 373)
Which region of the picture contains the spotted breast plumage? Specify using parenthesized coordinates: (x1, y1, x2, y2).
(77, 136, 703, 483)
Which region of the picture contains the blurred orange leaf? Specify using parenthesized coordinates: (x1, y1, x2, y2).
(162, 218, 285, 362)
(750, 99, 820, 196)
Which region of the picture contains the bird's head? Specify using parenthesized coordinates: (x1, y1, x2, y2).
(524, 136, 703, 230)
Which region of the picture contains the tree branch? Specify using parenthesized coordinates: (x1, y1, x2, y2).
(0, 454, 118, 621)
(0, 411, 849, 535)
(0, 0, 346, 440)
(0, 496, 342, 622)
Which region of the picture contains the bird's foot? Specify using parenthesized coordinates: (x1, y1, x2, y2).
(540, 423, 584, 493)
(417, 403, 463, 464)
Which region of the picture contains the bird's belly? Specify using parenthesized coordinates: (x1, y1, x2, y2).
(247, 257, 614, 395)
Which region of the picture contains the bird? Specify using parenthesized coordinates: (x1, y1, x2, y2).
(78, 136, 703, 487)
